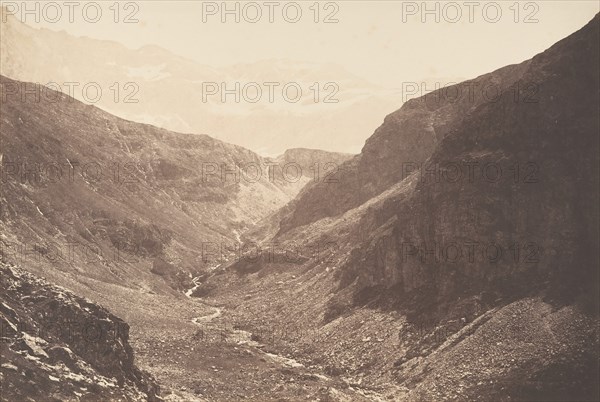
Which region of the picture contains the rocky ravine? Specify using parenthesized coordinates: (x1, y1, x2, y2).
(197, 14, 600, 401)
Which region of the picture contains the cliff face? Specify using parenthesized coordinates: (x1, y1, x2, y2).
(278, 60, 531, 235)
(340, 14, 599, 307)
(0, 262, 161, 401)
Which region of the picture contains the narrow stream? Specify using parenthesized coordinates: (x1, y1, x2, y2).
(185, 285, 310, 371)
(183, 279, 393, 401)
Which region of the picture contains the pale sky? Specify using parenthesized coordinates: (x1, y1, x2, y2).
(5, 1, 600, 87)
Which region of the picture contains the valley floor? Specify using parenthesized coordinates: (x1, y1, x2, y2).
(112, 271, 598, 402)
(127, 292, 395, 401)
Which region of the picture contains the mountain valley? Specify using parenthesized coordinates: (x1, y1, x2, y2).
(1, 10, 599, 402)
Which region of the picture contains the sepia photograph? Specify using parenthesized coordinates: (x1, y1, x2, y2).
(0, 1, 599, 401)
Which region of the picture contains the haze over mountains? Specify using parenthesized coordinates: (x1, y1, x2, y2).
(1, 6, 599, 402)
(0, 10, 409, 155)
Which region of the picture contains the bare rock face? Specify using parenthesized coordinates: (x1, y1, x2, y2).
(278, 59, 531, 235)
(0, 262, 162, 401)
(339, 14, 599, 307)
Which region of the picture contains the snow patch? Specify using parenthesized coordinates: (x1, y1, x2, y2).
(125, 64, 171, 81)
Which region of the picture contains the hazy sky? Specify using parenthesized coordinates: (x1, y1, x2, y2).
(7, 1, 600, 86)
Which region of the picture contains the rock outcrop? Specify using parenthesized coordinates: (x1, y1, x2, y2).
(0, 262, 161, 401)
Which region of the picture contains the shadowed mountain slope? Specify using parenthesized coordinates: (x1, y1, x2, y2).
(200, 14, 599, 401)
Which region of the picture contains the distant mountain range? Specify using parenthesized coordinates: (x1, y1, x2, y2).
(0, 10, 408, 155)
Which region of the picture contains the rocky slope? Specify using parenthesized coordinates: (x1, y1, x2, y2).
(198, 14, 600, 401)
(0, 73, 353, 292)
(0, 261, 161, 401)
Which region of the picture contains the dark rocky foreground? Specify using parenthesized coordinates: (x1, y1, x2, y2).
(0, 262, 161, 401)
